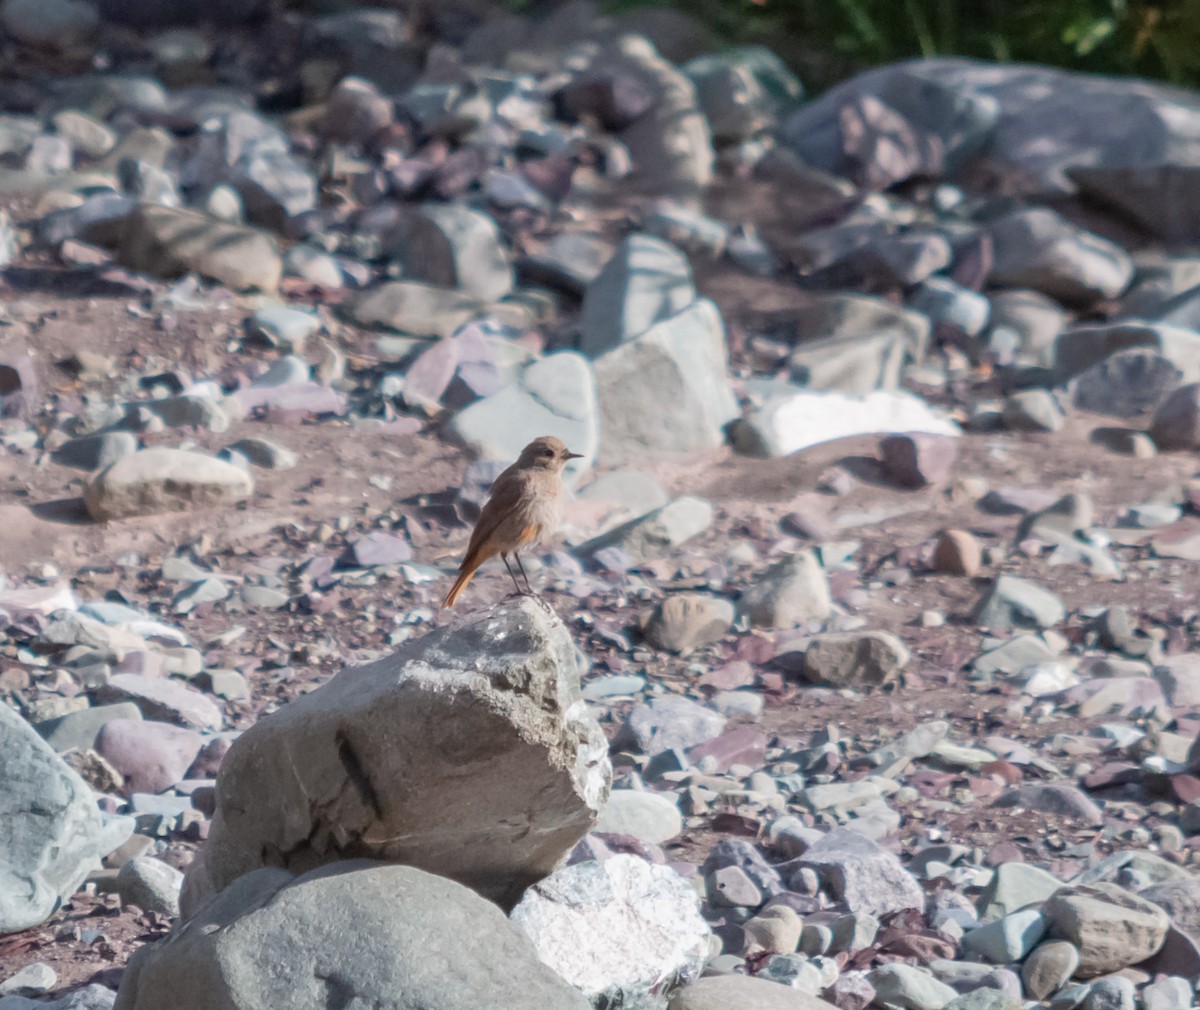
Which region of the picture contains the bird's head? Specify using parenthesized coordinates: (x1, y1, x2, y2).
(517, 435, 583, 471)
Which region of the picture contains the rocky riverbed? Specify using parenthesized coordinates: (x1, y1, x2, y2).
(5, 2, 1200, 1009)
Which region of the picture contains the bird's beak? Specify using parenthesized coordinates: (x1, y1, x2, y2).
(565, 452, 584, 460)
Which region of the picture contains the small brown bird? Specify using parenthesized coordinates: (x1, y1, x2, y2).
(441, 435, 582, 608)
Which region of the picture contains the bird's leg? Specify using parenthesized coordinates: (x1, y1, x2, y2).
(500, 553, 524, 599)
(515, 552, 555, 613)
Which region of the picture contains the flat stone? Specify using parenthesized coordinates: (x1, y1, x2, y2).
(594, 790, 683, 845)
(96, 675, 222, 732)
(84, 448, 253, 522)
(1022, 939, 1080, 1000)
(800, 630, 910, 688)
(974, 575, 1065, 632)
(580, 495, 713, 563)
(36, 703, 142, 753)
(991, 784, 1103, 825)
(1043, 882, 1170, 978)
(868, 963, 958, 1010)
(798, 828, 924, 917)
(643, 594, 734, 654)
(667, 974, 839, 1010)
(617, 695, 726, 757)
(52, 431, 139, 472)
(962, 908, 1046, 963)
(740, 551, 831, 630)
(978, 862, 1062, 919)
(349, 280, 482, 338)
(94, 719, 202, 795)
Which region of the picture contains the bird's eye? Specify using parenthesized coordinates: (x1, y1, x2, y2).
(542, 448, 553, 456)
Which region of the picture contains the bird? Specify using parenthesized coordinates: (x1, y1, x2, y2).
(441, 435, 582, 609)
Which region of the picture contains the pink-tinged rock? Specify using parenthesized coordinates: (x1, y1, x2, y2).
(992, 782, 1103, 824)
(1140, 924, 1200, 977)
(686, 726, 768, 773)
(349, 531, 412, 567)
(839, 94, 943, 190)
(234, 381, 347, 416)
(0, 582, 76, 619)
(96, 674, 223, 731)
(402, 336, 460, 408)
(115, 651, 165, 677)
(1059, 677, 1169, 719)
(699, 661, 756, 691)
(880, 433, 959, 488)
(95, 718, 203, 794)
(828, 972, 876, 1010)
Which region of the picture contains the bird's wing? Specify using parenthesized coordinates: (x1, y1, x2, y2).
(462, 469, 528, 562)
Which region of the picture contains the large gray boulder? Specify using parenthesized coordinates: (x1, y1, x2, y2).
(510, 855, 710, 1010)
(1, 703, 129, 934)
(195, 599, 611, 908)
(593, 299, 737, 465)
(114, 861, 591, 1010)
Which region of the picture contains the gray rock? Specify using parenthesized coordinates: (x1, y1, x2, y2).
(0, 984, 115, 1010)
(350, 281, 483, 338)
(197, 599, 610, 908)
(684, 46, 803, 143)
(223, 438, 297, 470)
(706, 866, 763, 909)
(977, 863, 1064, 920)
(579, 495, 713, 563)
(36, 703, 142, 753)
(594, 790, 683, 845)
(249, 306, 320, 353)
(96, 675, 222, 732)
(1071, 164, 1200, 244)
(991, 784, 1103, 825)
(580, 233, 695, 357)
(799, 828, 924, 917)
(593, 299, 737, 465)
(1150, 382, 1200, 450)
(1002, 389, 1064, 432)
(1022, 939, 1080, 1000)
(0, 0, 97, 48)
(449, 351, 597, 488)
(393, 204, 514, 302)
(617, 695, 726, 756)
(510, 854, 709, 1010)
(1055, 321, 1200, 387)
(988, 208, 1132, 306)
(1043, 882, 1170, 978)
(667, 975, 838, 1010)
(962, 908, 1046, 963)
(739, 551, 831, 630)
(987, 289, 1066, 367)
(115, 861, 590, 1010)
(1140, 976, 1194, 1010)
(1079, 975, 1135, 1010)
(800, 630, 910, 688)
(116, 204, 281, 292)
(1141, 877, 1200, 944)
(284, 243, 342, 288)
(52, 431, 138, 471)
(909, 277, 990, 338)
(0, 962, 56, 996)
(0, 702, 124, 934)
(974, 575, 1065, 632)
(84, 448, 254, 521)
(116, 856, 183, 916)
(520, 232, 612, 295)
(868, 963, 958, 1010)
(1073, 348, 1184, 425)
(145, 392, 230, 433)
(880, 433, 959, 488)
(643, 593, 734, 654)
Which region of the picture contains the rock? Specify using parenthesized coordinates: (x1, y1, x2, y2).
(349, 281, 482, 338)
(1055, 321, 1200, 389)
(580, 234, 696, 358)
(617, 695, 726, 756)
(991, 784, 1103, 825)
(706, 865, 763, 909)
(97, 675, 222, 732)
(1070, 349, 1184, 419)
(1141, 976, 1194, 1010)
(198, 599, 610, 908)
(510, 854, 709, 1010)
(520, 232, 612, 295)
(1071, 165, 1200, 244)
(734, 388, 959, 459)
(0, 702, 125, 934)
(643, 594, 734, 654)
(116, 856, 183, 916)
(1078, 975, 1135, 1010)
(987, 208, 1132, 305)
(879, 433, 958, 488)
(909, 277, 990, 338)
(0, 0, 97, 48)
(987, 289, 1066, 367)
(739, 551, 831, 630)
(933, 530, 982, 576)
(350, 531, 413, 567)
(668, 975, 838, 1010)
(115, 861, 590, 1010)
(868, 963, 958, 1010)
(84, 448, 253, 521)
(962, 908, 1046, 963)
(1141, 878, 1200, 944)
(0, 962, 56, 996)
(977, 863, 1063, 920)
(36, 703, 142, 753)
(579, 495, 713, 564)
(1018, 492, 1094, 541)
(52, 431, 138, 471)
(1153, 656, 1200, 709)
(94, 719, 202, 795)
(116, 205, 281, 292)
(684, 46, 803, 143)
(1002, 389, 1064, 433)
(557, 71, 657, 131)
(800, 631, 910, 688)
(974, 575, 1065, 632)
(0, 353, 37, 421)
(449, 351, 597, 487)
(799, 828, 924, 917)
(1021, 939, 1080, 1000)
(745, 906, 804, 955)
(593, 299, 738, 465)
(393, 204, 514, 302)
(1150, 383, 1200, 450)
(223, 438, 296, 470)
(594, 790, 683, 845)
(321, 76, 393, 145)
(1043, 882, 1170, 978)
(248, 306, 320, 353)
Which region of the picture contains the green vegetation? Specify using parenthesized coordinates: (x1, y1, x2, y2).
(600, 0, 1200, 91)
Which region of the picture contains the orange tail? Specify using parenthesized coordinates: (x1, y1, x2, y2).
(441, 565, 477, 608)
